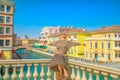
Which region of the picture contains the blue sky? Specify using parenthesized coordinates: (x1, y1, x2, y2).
(14, 0, 120, 38)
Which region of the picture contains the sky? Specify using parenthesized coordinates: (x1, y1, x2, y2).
(14, 0, 120, 39)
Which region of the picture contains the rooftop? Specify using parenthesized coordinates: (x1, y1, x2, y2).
(0, 0, 15, 7)
(48, 27, 90, 37)
(92, 26, 120, 33)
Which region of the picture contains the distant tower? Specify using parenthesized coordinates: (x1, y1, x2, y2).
(0, 0, 15, 59)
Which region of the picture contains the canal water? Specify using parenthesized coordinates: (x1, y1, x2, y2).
(1, 48, 119, 80)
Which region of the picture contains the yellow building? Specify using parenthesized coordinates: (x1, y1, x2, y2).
(85, 26, 120, 62)
(66, 28, 91, 58)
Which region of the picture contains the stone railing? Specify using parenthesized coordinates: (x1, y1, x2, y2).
(0, 59, 120, 80)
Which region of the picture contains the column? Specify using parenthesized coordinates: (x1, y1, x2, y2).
(33, 64, 38, 80)
(3, 65, 9, 80)
(26, 64, 32, 80)
(11, 65, 17, 80)
(40, 64, 45, 80)
(81, 67, 87, 80)
(94, 70, 100, 80)
(87, 69, 93, 80)
(47, 64, 51, 80)
(70, 65, 75, 80)
(19, 64, 24, 80)
(75, 66, 81, 80)
(110, 74, 119, 80)
(101, 72, 108, 80)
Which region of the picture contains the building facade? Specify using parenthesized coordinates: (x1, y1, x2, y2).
(22, 38, 39, 47)
(47, 27, 91, 58)
(40, 26, 60, 39)
(0, 0, 15, 59)
(85, 26, 120, 62)
(66, 28, 91, 58)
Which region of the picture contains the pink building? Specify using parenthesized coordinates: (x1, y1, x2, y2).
(41, 26, 60, 38)
(0, 0, 15, 59)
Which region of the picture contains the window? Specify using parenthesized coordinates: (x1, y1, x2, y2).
(0, 27, 4, 35)
(102, 43, 104, 49)
(0, 16, 5, 23)
(115, 53, 120, 58)
(115, 34, 117, 38)
(115, 41, 117, 47)
(102, 54, 104, 57)
(108, 43, 111, 49)
(90, 53, 92, 58)
(108, 54, 111, 60)
(74, 47, 76, 52)
(6, 6, 11, 12)
(6, 40, 10, 46)
(0, 5, 4, 12)
(6, 16, 11, 23)
(119, 34, 120, 38)
(95, 42, 98, 49)
(115, 53, 117, 58)
(86, 51, 88, 58)
(108, 34, 110, 38)
(105, 34, 106, 37)
(56, 29, 57, 33)
(90, 42, 92, 48)
(6, 27, 10, 34)
(0, 40, 4, 46)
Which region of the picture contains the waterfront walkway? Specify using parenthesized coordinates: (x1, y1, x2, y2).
(33, 49, 120, 69)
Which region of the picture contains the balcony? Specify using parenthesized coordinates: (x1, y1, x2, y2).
(0, 59, 120, 80)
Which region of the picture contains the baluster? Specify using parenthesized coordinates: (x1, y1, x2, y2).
(33, 64, 38, 80)
(3, 65, 9, 80)
(11, 65, 17, 80)
(75, 66, 81, 80)
(110, 74, 119, 80)
(70, 65, 75, 80)
(87, 69, 93, 80)
(47, 64, 51, 80)
(40, 64, 45, 80)
(19, 64, 24, 80)
(81, 67, 87, 80)
(101, 72, 108, 80)
(0, 65, 1, 80)
(26, 64, 32, 80)
(94, 70, 100, 80)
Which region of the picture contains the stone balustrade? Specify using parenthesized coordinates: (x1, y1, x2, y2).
(0, 59, 120, 80)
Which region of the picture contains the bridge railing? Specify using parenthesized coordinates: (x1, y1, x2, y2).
(0, 59, 120, 80)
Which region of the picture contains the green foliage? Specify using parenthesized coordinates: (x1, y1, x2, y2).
(13, 43, 17, 47)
